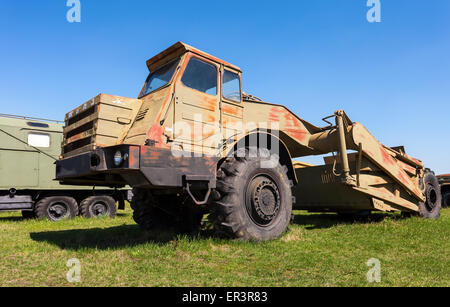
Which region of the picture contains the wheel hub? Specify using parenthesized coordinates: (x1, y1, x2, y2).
(90, 202, 108, 217)
(48, 203, 68, 220)
(247, 176, 281, 225)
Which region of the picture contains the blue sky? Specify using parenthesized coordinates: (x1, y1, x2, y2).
(1, 0, 449, 173)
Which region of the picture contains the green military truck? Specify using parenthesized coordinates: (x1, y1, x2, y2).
(0, 114, 129, 221)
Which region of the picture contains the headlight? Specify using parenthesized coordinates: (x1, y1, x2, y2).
(114, 151, 123, 166)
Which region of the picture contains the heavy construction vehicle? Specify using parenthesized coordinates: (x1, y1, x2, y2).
(0, 114, 130, 221)
(437, 174, 450, 207)
(56, 42, 441, 241)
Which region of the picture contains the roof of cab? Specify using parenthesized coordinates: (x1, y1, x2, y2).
(146, 41, 241, 72)
(0, 114, 63, 131)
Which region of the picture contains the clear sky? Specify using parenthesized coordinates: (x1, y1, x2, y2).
(1, 0, 449, 173)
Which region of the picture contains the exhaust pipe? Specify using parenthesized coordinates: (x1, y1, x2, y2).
(9, 188, 17, 198)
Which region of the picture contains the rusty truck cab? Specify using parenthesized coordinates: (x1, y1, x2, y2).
(124, 42, 244, 155)
(56, 43, 245, 199)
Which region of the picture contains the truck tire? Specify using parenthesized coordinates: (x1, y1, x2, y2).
(35, 196, 78, 221)
(209, 148, 293, 241)
(156, 193, 205, 233)
(130, 188, 155, 230)
(131, 188, 203, 233)
(80, 196, 117, 218)
(418, 171, 441, 219)
(442, 192, 450, 208)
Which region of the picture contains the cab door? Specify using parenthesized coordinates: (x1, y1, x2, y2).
(0, 125, 40, 188)
(220, 67, 244, 150)
(173, 54, 221, 156)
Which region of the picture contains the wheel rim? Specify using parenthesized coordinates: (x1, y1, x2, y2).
(425, 184, 438, 212)
(47, 202, 69, 221)
(245, 174, 281, 227)
(89, 201, 109, 217)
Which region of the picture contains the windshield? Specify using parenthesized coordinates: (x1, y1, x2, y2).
(140, 60, 179, 97)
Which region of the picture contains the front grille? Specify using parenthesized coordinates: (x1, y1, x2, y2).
(135, 107, 149, 121)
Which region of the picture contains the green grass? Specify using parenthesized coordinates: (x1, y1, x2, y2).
(0, 207, 448, 287)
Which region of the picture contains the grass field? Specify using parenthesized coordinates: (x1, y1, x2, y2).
(0, 206, 448, 287)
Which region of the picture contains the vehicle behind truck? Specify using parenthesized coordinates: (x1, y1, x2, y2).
(437, 174, 450, 207)
(56, 42, 441, 241)
(0, 114, 130, 221)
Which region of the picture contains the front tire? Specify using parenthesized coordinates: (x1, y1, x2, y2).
(209, 148, 293, 241)
(35, 196, 78, 221)
(418, 171, 441, 219)
(130, 189, 156, 230)
(131, 188, 203, 233)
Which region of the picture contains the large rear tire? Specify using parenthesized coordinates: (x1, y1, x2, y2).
(209, 148, 293, 241)
(35, 196, 78, 221)
(130, 188, 203, 233)
(418, 171, 441, 219)
(80, 196, 117, 218)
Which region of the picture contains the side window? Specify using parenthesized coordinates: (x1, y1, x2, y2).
(222, 70, 241, 103)
(27, 122, 49, 128)
(181, 58, 217, 95)
(28, 133, 50, 148)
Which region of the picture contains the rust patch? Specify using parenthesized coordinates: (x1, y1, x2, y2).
(202, 96, 217, 111)
(283, 111, 307, 142)
(222, 104, 242, 118)
(380, 147, 395, 166)
(128, 146, 140, 169)
(286, 129, 309, 142)
(141, 146, 162, 162)
(396, 159, 416, 176)
(268, 107, 282, 122)
(205, 114, 216, 123)
(146, 123, 164, 146)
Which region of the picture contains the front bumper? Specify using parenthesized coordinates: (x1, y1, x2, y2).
(56, 145, 140, 187)
(56, 145, 218, 189)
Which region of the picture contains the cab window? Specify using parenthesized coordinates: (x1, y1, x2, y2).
(181, 58, 217, 95)
(140, 60, 179, 98)
(222, 70, 241, 103)
(28, 133, 50, 148)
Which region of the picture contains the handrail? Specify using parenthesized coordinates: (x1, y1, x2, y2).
(0, 113, 63, 124)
